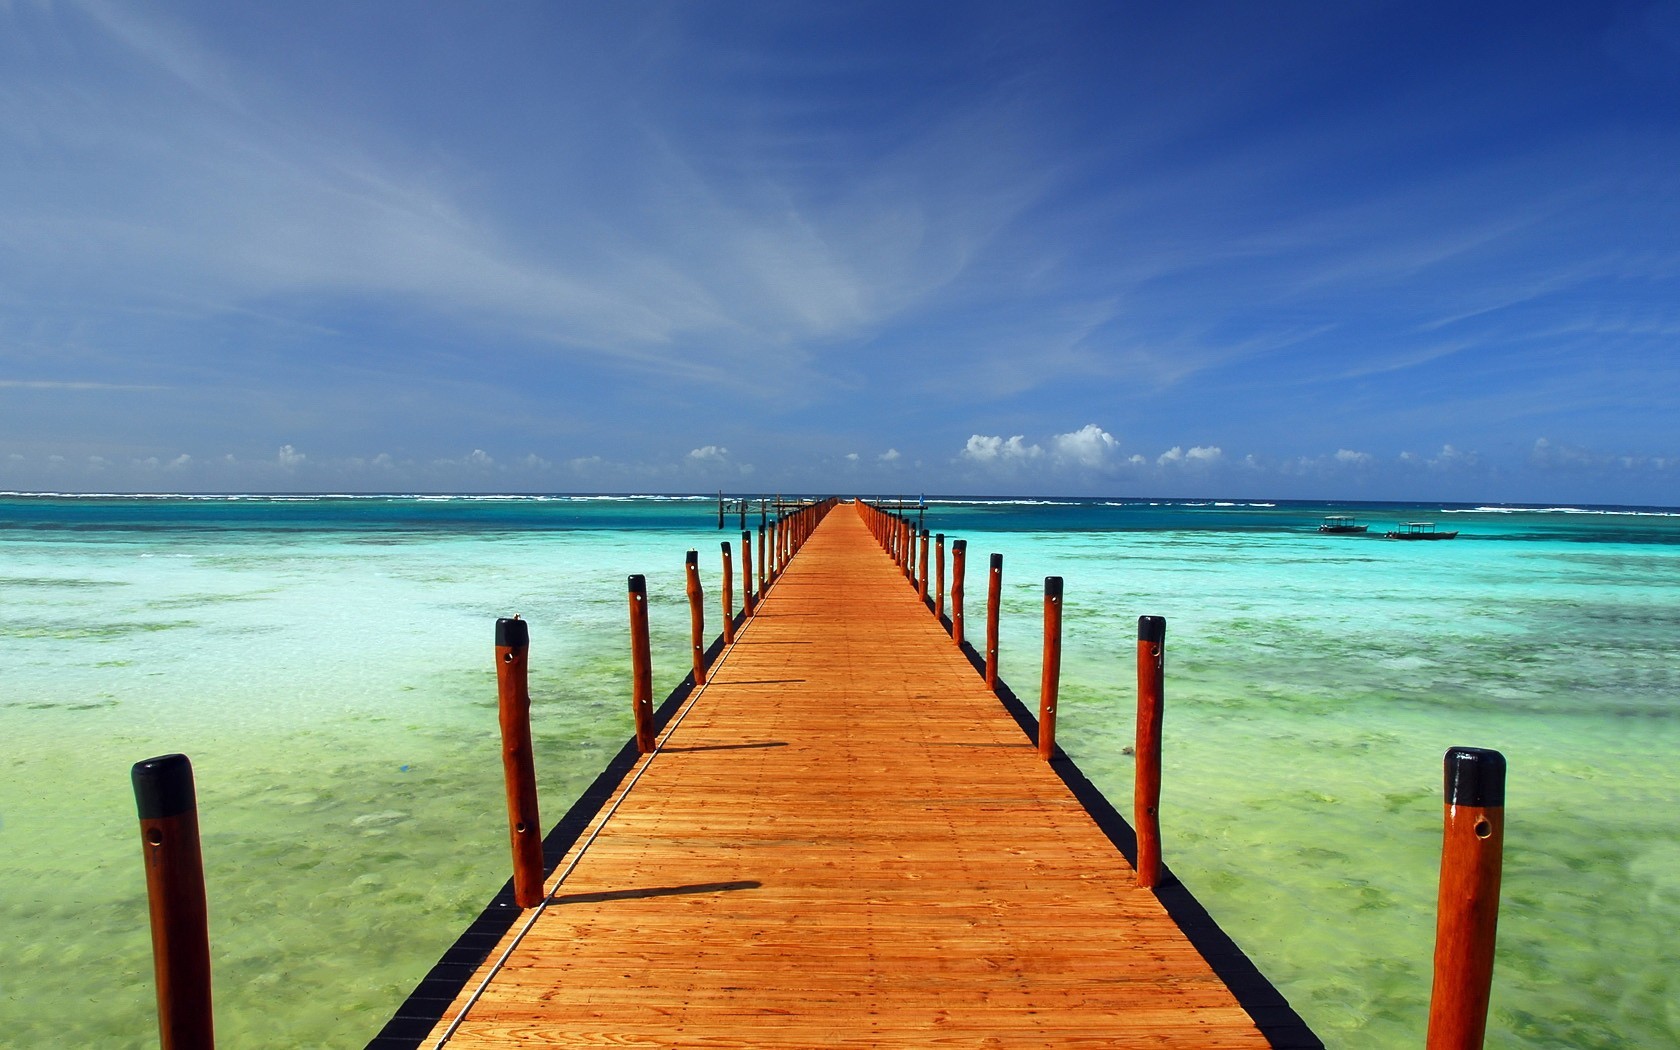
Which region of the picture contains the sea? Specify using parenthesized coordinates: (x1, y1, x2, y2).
(2, 493, 1676, 1048)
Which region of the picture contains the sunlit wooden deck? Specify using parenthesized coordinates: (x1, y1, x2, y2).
(398, 505, 1305, 1047)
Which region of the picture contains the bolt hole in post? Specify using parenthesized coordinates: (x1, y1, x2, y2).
(1427, 746, 1507, 1050)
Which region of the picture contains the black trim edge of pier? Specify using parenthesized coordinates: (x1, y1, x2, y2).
(956, 638, 1326, 1050)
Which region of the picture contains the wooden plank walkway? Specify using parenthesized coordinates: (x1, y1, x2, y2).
(418, 504, 1285, 1047)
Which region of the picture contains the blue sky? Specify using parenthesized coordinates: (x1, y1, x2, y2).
(3, 2, 1678, 503)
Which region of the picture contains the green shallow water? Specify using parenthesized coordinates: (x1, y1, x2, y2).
(2, 495, 1677, 1047)
(978, 520, 1680, 1049)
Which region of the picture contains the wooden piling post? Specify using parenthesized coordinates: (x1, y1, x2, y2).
(684, 550, 706, 686)
(628, 575, 655, 753)
(741, 531, 755, 617)
(720, 542, 736, 644)
(951, 540, 967, 645)
(1427, 747, 1507, 1050)
(131, 753, 215, 1050)
(495, 616, 545, 908)
(1038, 577, 1063, 761)
(934, 533, 946, 620)
(917, 530, 930, 604)
(757, 523, 768, 596)
(984, 553, 1003, 691)
(768, 519, 780, 582)
(716, 490, 724, 529)
(1135, 616, 1166, 889)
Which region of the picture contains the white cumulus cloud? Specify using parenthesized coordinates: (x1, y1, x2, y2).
(1049, 424, 1119, 468)
(961, 434, 1043, 464)
(1158, 445, 1222, 466)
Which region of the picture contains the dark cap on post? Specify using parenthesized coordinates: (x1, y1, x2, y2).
(990, 553, 1003, 569)
(132, 753, 197, 820)
(628, 574, 647, 595)
(1138, 616, 1166, 644)
(495, 616, 529, 649)
(686, 549, 698, 566)
(1444, 747, 1506, 807)
(953, 539, 967, 552)
(1045, 576, 1063, 599)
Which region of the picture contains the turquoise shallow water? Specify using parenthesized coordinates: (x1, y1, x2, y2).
(2, 494, 1676, 1047)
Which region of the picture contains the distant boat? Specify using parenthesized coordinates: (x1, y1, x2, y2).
(1385, 521, 1459, 540)
(1318, 515, 1368, 534)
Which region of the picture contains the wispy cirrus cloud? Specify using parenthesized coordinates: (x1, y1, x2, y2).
(3, 3, 1056, 405)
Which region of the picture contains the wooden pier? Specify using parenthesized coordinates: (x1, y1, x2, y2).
(372, 502, 1320, 1048)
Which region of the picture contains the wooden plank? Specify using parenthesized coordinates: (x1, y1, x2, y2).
(422, 505, 1275, 1047)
